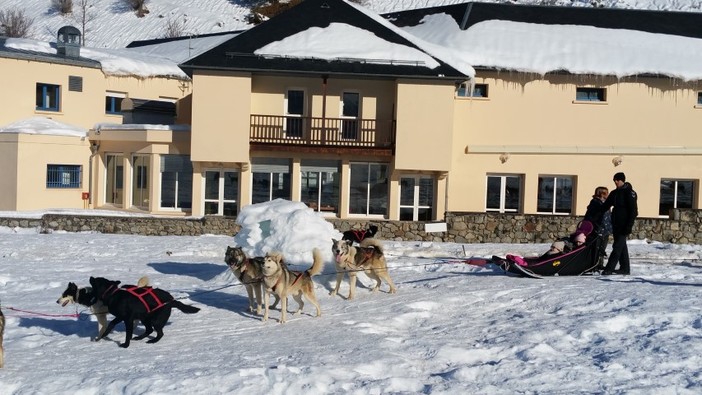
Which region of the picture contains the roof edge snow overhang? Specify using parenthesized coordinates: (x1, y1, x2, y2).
(179, 64, 466, 81)
(472, 66, 702, 83)
(0, 51, 101, 69)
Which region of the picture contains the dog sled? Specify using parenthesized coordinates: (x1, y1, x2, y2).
(490, 221, 604, 278)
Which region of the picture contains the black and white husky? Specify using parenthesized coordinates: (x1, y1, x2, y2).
(57, 276, 149, 340)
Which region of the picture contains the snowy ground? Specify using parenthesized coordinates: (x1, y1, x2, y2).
(1, 201, 702, 394)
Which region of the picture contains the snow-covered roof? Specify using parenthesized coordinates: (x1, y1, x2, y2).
(125, 32, 242, 64)
(400, 13, 702, 81)
(182, 0, 468, 80)
(0, 117, 87, 138)
(1, 38, 189, 80)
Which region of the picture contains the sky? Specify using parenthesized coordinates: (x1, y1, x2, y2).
(4, 0, 702, 82)
(2, 199, 702, 394)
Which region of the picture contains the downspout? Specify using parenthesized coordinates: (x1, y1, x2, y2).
(322, 75, 328, 142)
(88, 141, 100, 209)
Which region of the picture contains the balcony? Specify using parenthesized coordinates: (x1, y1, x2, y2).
(250, 115, 395, 156)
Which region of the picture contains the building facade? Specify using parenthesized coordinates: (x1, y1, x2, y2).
(4, 1, 701, 222)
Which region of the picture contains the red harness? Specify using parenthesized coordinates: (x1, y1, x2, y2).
(120, 286, 167, 313)
(353, 230, 369, 242)
(101, 284, 168, 313)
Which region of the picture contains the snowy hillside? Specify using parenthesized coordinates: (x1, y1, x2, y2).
(3, 0, 702, 49)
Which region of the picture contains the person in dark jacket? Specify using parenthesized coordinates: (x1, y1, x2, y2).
(600, 172, 638, 275)
(584, 186, 613, 268)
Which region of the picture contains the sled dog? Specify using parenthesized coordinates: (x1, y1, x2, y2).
(261, 248, 323, 323)
(56, 276, 149, 340)
(89, 276, 200, 348)
(224, 246, 280, 315)
(331, 238, 396, 299)
(341, 225, 379, 244)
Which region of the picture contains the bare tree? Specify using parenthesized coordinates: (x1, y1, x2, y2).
(124, 0, 149, 18)
(0, 8, 35, 38)
(163, 16, 186, 39)
(73, 0, 97, 45)
(51, 0, 73, 15)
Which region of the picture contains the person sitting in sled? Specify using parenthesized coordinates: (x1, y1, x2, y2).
(542, 232, 586, 257)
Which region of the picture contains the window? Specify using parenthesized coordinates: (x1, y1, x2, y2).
(203, 170, 239, 216)
(105, 92, 126, 114)
(341, 92, 360, 140)
(456, 83, 488, 98)
(36, 83, 60, 111)
(349, 162, 388, 216)
(537, 176, 574, 214)
(575, 87, 606, 102)
(400, 176, 434, 221)
(285, 89, 304, 138)
(105, 154, 124, 206)
(697, 92, 702, 106)
(486, 175, 522, 213)
(659, 179, 694, 216)
(46, 165, 81, 188)
(251, 158, 291, 204)
(132, 155, 149, 208)
(160, 155, 193, 210)
(301, 160, 340, 215)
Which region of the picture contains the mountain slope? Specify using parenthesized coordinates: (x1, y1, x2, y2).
(4, 0, 702, 48)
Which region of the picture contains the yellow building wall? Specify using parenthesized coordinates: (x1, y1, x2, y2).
(0, 56, 190, 130)
(250, 75, 395, 120)
(450, 72, 702, 218)
(395, 80, 454, 171)
(190, 71, 251, 163)
(12, 134, 91, 210)
(0, 135, 20, 210)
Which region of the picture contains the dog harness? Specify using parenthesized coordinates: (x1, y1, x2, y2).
(101, 284, 168, 313)
(269, 271, 305, 293)
(233, 258, 263, 285)
(120, 286, 168, 313)
(352, 230, 369, 242)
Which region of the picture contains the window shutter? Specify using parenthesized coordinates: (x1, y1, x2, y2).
(68, 76, 83, 92)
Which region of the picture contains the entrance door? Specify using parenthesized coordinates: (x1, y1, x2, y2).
(105, 154, 123, 206)
(399, 176, 434, 221)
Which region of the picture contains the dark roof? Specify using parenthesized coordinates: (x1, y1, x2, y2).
(384, 2, 702, 39)
(0, 37, 100, 68)
(179, 0, 466, 79)
(125, 30, 245, 49)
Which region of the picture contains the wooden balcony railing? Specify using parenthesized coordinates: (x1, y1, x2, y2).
(250, 115, 395, 149)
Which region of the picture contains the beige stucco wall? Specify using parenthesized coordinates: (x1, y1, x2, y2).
(395, 80, 455, 172)
(0, 135, 20, 210)
(6, 134, 91, 211)
(190, 70, 251, 163)
(0, 56, 191, 130)
(250, 75, 396, 121)
(450, 72, 702, 218)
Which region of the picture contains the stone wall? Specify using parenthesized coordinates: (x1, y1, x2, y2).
(329, 209, 702, 244)
(0, 209, 700, 244)
(0, 215, 240, 237)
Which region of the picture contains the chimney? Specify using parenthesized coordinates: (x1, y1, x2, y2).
(57, 26, 81, 58)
